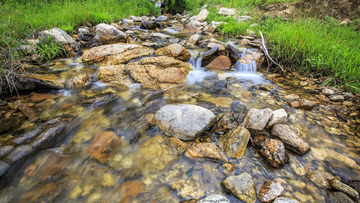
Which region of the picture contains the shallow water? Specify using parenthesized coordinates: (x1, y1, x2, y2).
(0, 36, 360, 203)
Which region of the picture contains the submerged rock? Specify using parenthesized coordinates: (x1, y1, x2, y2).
(273, 197, 300, 203)
(155, 44, 191, 62)
(197, 194, 230, 203)
(126, 56, 192, 86)
(88, 131, 122, 163)
(151, 32, 171, 39)
(0, 160, 10, 177)
(82, 44, 151, 65)
(5, 145, 33, 164)
(94, 23, 127, 44)
(308, 170, 335, 188)
(221, 172, 256, 203)
(185, 142, 228, 162)
(242, 108, 273, 131)
(330, 179, 359, 199)
(154, 104, 216, 140)
(31, 122, 66, 148)
(97, 65, 132, 85)
(219, 126, 250, 159)
(170, 177, 205, 199)
(258, 181, 284, 202)
(271, 124, 310, 155)
(328, 191, 355, 203)
(253, 134, 288, 168)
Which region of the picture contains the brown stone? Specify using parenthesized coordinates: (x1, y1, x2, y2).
(258, 181, 284, 202)
(219, 126, 250, 159)
(206, 56, 231, 70)
(154, 44, 191, 62)
(185, 142, 228, 162)
(88, 131, 121, 163)
(30, 92, 57, 103)
(94, 23, 127, 44)
(289, 99, 315, 110)
(253, 134, 288, 168)
(118, 180, 145, 203)
(97, 65, 132, 85)
(271, 124, 310, 155)
(18, 104, 37, 121)
(70, 74, 90, 88)
(207, 43, 225, 55)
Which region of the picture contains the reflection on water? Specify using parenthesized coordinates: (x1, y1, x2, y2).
(0, 58, 359, 203)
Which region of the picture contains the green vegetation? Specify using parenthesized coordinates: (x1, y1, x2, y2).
(36, 36, 66, 62)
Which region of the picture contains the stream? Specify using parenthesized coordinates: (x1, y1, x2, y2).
(0, 21, 359, 203)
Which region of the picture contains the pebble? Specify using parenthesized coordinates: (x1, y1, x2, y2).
(322, 88, 334, 95)
(330, 179, 359, 199)
(329, 95, 345, 102)
(308, 170, 335, 188)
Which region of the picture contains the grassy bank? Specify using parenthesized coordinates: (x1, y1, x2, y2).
(0, 0, 159, 44)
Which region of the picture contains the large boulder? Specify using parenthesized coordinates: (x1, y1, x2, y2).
(271, 124, 310, 155)
(154, 104, 216, 140)
(221, 173, 256, 203)
(154, 44, 191, 62)
(94, 23, 127, 44)
(97, 65, 133, 85)
(82, 44, 151, 65)
(126, 56, 192, 86)
(253, 134, 288, 168)
(39, 27, 79, 48)
(206, 56, 231, 70)
(219, 126, 250, 159)
(140, 20, 161, 30)
(185, 142, 228, 162)
(242, 108, 273, 131)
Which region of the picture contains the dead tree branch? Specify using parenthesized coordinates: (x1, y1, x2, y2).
(259, 31, 285, 75)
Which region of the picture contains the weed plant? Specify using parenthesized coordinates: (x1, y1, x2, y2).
(36, 36, 66, 62)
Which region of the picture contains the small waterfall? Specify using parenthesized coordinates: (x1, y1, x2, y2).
(189, 56, 203, 70)
(235, 60, 257, 73)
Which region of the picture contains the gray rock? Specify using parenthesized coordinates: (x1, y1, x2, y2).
(194, 9, 209, 22)
(258, 181, 284, 202)
(242, 108, 273, 131)
(140, 20, 161, 30)
(221, 172, 256, 203)
(6, 145, 33, 164)
(0, 161, 10, 177)
(322, 88, 334, 95)
(308, 170, 335, 188)
(237, 15, 252, 22)
(39, 27, 79, 47)
(94, 23, 127, 44)
(219, 126, 250, 159)
(138, 32, 151, 41)
(151, 32, 171, 39)
(200, 45, 219, 67)
(329, 95, 345, 102)
(273, 197, 300, 203)
(225, 42, 241, 62)
(266, 109, 288, 129)
(154, 104, 216, 141)
(156, 15, 167, 22)
(218, 8, 236, 16)
(0, 145, 14, 157)
(197, 194, 231, 203)
(330, 179, 359, 199)
(271, 124, 310, 155)
(32, 122, 65, 148)
(328, 191, 355, 203)
(187, 34, 202, 46)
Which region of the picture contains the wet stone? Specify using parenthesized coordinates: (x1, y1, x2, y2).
(88, 131, 121, 163)
(6, 145, 33, 164)
(253, 134, 288, 168)
(289, 99, 315, 110)
(221, 172, 256, 203)
(260, 84, 276, 91)
(230, 102, 246, 113)
(329, 95, 345, 102)
(197, 194, 231, 203)
(273, 196, 300, 203)
(32, 122, 65, 148)
(330, 179, 359, 199)
(328, 191, 355, 203)
(219, 126, 250, 159)
(0, 160, 10, 177)
(308, 170, 335, 188)
(283, 94, 299, 102)
(266, 109, 288, 129)
(271, 124, 310, 155)
(0, 145, 14, 157)
(322, 88, 335, 96)
(242, 108, 273, 131)
(185, 142, 228, 162)
(258, 181, 284, 203)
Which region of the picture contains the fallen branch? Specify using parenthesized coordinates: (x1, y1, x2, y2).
(259, 31, 285, 75)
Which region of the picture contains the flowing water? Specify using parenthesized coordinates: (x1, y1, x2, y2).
(0, 33, 360, 203)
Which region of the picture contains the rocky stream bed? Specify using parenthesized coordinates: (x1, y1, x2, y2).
(0, 9, 360, 203)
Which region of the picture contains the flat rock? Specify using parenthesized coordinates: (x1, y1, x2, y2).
(260, 84, 276, 91)
(258, 181, 284, 202)
(218, 8, 236, 16)
(154, 104, 216, 140)
(328, 191, 355, 203)
(185, 142, 228, 162)
(221, 172, 256, 203)
(138, 32, 151, 40)
(242, 108, 273, 131)
(273, 197, 300, 203)
(94, 23, 127, 44)
(32, 122, 65, 148)
(97, 65, 132, 85)
(330, 179, 359, 199)
(151, 32, 171, 39)
(219, 126, 250, 159)
(6, 145, 33, 164)
(266, 109, 288, 129)
(0, 160, 10, 177)
(155, 44, 191, 62)
(283, 94, 299, 102)
(271, 124, 310, 155)
(126, 56, 192, 86)
(253, 134, 288, 168)
(82, 44, 151, 65)
(308, 170, 335, 188)
(197, 194, 230, 203)
(289, 99, 315, 110)
(0, 145, 14, 157)
(322, 88, 334, 95)
(207, 43, 225, 55)
(329, 95, 345, 102)
(88, 131, 121, 163)
(12, 128, 41, 144)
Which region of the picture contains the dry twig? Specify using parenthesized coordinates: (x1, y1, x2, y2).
(259, 31, 285, 75)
